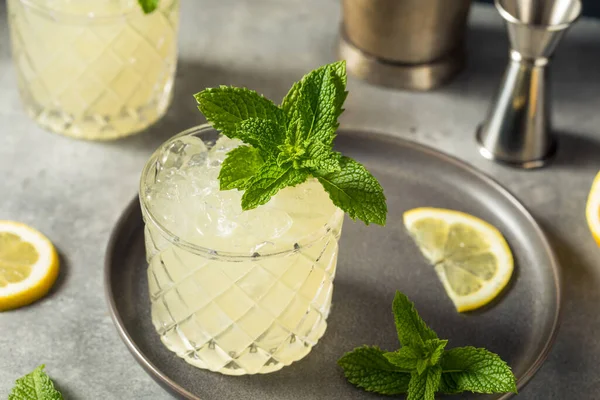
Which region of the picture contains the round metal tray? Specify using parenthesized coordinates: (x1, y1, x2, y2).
(105, 129, 561, 399)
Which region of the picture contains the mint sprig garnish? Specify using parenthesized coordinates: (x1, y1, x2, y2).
(8, 365, 63, 400)
(338, 292, 517, 398)
(138, 0, 159, 14)
(195, 61, 387, 225)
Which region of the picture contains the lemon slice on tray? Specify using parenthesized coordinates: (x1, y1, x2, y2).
(403, 208, 514, 312)
(586, 171, 600, 246)
(0, 221, 59, 311)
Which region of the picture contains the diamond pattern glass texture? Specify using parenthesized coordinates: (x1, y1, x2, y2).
(7, 0, 180, 140)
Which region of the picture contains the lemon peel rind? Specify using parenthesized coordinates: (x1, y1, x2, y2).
(586, 172, 600, 247)
(403, 208, 514, 313)
(0, 221, 60, 311)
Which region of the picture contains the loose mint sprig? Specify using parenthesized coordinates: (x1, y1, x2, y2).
(138, 0, 159, 14)
(194, 61, 387, 225)
(8, 365, 63, 400)
(338, 292, 517, 398)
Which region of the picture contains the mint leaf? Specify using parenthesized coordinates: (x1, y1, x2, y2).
(407, 366, 441, 400)
(138, 0, 159, 13)
(439, 347, 517, 394)
(426, 339, 448, 366)
(8, 365, 63, 400)
(330, 61, 348, 86)
(384, 347, 420, 370)
(281, 80, 301, 123)
(416, 358, 429, 375)
(195, 87, 285, 140)
(385, 337, 448, 378)
(218, 146, 264, 191)
(426, 366, 442, 397)
(338, 346, 411, 395)
(300, 142, 341, 174)
(281, 61, 347, 122)
(407, 371, 427, 400)
(241, 162, 308, 210)
(236, 118, 286, 158)
(387, 339, 448, 374)
(285, 61, 347, 147)
(392, 291, 438, 348)
(315, 156, 387, 225)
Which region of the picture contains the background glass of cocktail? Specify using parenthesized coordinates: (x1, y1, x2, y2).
(7, 0, 180, 140)
(140, 125, 344, 375)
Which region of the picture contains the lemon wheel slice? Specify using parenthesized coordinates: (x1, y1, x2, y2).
(586, 171, 600, 246)
(403, 208, 514, 312)
(0, 221, 59, 311)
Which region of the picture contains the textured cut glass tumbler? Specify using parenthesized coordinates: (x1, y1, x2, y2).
(140, 125, 344, 375)
(7, 0, 180, 140)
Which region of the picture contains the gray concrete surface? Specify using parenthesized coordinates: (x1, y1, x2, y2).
(1, 0, 599, 399)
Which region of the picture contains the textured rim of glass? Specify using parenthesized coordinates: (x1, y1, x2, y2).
(15, 0, 151, 22)
(139, 124, 344, 260)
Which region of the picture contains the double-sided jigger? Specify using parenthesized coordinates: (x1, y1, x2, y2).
(477, 0, 582, 169)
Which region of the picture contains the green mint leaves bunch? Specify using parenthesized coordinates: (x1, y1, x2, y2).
(194, 61, 387, 226)
(8, 365, 63, 400)
(138, 0, 159, 14)
(338, 292, 517, 398)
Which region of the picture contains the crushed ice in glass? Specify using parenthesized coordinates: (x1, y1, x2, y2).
(145, 134, 341, 254)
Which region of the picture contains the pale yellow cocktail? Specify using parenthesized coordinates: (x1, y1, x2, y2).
(140, 125, 344, 375)
(7, 0, 180, 140)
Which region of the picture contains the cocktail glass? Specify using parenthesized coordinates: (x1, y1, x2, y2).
(139, 125, 345, 375)
(7, 0, 180, 140)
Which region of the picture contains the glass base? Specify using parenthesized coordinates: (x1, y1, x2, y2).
(21, 88, 173, 141)
(164, 320, 328, 376)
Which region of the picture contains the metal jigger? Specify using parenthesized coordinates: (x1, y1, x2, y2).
(476, 0, 582, 169)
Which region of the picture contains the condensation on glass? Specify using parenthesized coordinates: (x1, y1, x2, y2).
(7, 0, 180, 140)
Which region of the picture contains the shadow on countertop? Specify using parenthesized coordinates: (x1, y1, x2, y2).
(552, 132, 600, 171)
(54, 381, 77, 400)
